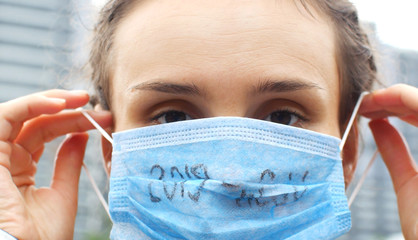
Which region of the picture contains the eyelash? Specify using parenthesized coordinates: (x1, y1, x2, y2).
(150, 109, 194, 124)
(150, 108, 309, 126)
(269, 107, 308, 127)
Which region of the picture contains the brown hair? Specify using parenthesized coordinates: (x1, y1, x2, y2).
(89, 0, 377, 130)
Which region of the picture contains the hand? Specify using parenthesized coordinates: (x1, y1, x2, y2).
(0, 90, 112, 240)
(360, 84, 418, 240)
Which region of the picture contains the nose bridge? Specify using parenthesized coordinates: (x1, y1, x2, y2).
(205, 81, 250, 117)
(210, 102, 248, 117)
(196, 64, 256, 118)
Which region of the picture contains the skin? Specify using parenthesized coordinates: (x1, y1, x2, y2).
(0, 1, 416, 239)
(110, 0, 340, 135)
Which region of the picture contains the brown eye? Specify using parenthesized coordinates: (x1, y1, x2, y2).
(154, 110, 192, 124)
(264, 110, 299, 126)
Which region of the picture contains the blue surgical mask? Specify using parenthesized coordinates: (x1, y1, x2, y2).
(80, 92, 372, 240)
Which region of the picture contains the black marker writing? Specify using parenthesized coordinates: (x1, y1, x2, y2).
(163, 182, 177, 201)
(255, 188, 268, 207)
(260, 169, 276, 183)
(147, 164, 310, 207)
(188, 179, 208, 202)
(148, 182, 161, 202)
(191, 164, 210, 179)
(150, 164, 164, 180)
(147, 164, 210, 203)
(171, 166, 184, 179)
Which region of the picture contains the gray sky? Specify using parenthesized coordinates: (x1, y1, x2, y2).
(351, 0, 418, 51)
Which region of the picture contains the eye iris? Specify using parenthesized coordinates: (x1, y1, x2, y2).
(271, 111, 292, 125)
(165, 111, 187, 123)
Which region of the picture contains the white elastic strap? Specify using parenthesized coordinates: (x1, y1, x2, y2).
(77, 108, 112, 219)
(82, 163, 111, 219)
(77, 108, 112, 179)
(77, 108, 114, 145)
(338, 92, 379, 207)
(339, 92, 369, 151)
(348, 149, 379, 207)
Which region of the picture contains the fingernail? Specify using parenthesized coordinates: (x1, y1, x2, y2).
(49, 97, 66, 104)
(66, 133, 74, 138)
(372, 88, 385, 95)
(66, 132, 89, 140)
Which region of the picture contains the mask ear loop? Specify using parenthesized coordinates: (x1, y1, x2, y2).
(82, 160, 111, 219)
(348, 150, 379, 207)
(77, 108, 112, 219)
(338, 92, 380, 207)
(339, 92, 369, 151)
(79, 110, 113, 145)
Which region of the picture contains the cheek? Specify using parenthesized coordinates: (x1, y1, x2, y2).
(311, 122, 341, 139)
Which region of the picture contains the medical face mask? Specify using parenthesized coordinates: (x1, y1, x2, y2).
(80, 92, 374, 240)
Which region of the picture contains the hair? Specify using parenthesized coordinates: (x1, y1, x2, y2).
(89, 0, 377, 132)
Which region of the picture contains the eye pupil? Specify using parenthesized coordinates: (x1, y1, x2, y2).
(165, 111, 187, 123)
(270, 111, 292, 125)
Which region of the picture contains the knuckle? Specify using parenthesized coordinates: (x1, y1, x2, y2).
(40, 125, 57, 143)
(0, 117, 14, 140)
(76, 117, 86, 132)
(0, 141, 12, 156)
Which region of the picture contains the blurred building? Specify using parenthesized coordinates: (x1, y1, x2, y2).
(0, 1, 109, 239)
(0, 0, 71, 100)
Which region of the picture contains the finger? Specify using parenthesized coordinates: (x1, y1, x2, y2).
(9, 145, 42, 187)
(369, 119, 418, 193)
(362, 110, 418, 127)
(0, 141, 12, 170)
(9, 144, 36, 181)
(361, 110, 406, 119)
(39, 89, 90, 109)
(15, 110, 112, 156)
(0, 90, 89, 141)
(400, 115, 418, 127)
(32, 146, 45, 163)
(51, 133, 89, 205)
(360, 84, 418, 116)
(361, 110, 418, 125)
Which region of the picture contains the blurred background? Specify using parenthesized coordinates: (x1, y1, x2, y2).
(0, 0, 416, 239)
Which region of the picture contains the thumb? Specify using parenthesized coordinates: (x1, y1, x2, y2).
(51, 133, 89, 204)
(369, 119, 418, 240)
(369, 119, 417, 193)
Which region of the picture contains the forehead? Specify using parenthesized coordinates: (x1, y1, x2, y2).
(112, 0, 337, 89)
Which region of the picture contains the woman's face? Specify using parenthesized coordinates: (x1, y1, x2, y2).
(110, 0, 340, 138)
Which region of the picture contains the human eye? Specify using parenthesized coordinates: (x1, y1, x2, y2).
(263, 108, 308, 127)
(151, 110, 193, 124)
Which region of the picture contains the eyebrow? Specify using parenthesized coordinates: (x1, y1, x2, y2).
(253, 79, 323, 94)
(129, 78, 322, 96)
(129, 81, 202, 96)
